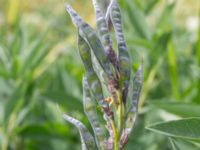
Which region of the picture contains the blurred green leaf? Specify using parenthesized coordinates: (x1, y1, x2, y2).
(155, 1, 175, 32)
(16, 122, 69, 139)
(124, 0, 151, 39)
(21, 31, 48, 75)
(41, 89, 83, 111)
(170, 138, 200, 150)
(144, 0, 160, 14)
(170, 138, 180, 150)
(167, 39, 179, 100)
(146, 118, 200, 142)
(4, 82, 28, 124)
(151, 101, 200, 118)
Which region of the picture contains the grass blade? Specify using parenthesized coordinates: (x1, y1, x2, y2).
(167, 40, 179, 100)
(124, 0, 151, 39)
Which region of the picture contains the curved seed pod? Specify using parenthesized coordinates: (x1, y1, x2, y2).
(78, 34, 113, 120)
(105, 2, 111, 23)
(83, 77, 106, 150)
(63, 114, 96, 150)
(78, 34, 108, 110)
(92, 0, 117, 67)
(125, 64, 143, 136)
(109, 0, 131, 102)
(97, 0, 111, 15)
(65, 5, 112, 77)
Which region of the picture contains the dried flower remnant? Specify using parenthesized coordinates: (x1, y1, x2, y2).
(63, 0, 143, 149)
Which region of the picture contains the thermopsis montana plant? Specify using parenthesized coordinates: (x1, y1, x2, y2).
(63, 0, 143, 149)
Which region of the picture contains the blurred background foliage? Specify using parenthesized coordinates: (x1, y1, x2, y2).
(0, 0, 199, 149)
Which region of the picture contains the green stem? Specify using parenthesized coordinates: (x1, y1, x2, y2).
(111, 120, 118, 150)
(112, 89, 124, 150)
(117, 90, 123, 133)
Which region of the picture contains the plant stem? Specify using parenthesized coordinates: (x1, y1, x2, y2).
(112, 89, 123, 150)
(111, 120, 118, 150)
(117, 90, 123, 134)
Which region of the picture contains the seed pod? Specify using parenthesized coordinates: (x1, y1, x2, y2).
(63, 114, 96, 150)
(125, 64, 143, 136)
(66, 5, 112, 77)
(78, 34, 108, 109)
(92, 0, 117, 67)
(109, 0, 131, 102)
(83, 77, 106, 150)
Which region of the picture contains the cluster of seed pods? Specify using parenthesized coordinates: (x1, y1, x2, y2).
(63, 0, 143, 149)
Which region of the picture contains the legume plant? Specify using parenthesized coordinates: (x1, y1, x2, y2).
(63, 0, 143, 149)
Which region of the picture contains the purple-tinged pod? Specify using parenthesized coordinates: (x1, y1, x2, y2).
(83, 77, 106, 150)
(124, 64, 143, 136)
(65, 5, 112, 77)
(63, 114, 96, 150)
(109, 0, 131, 102)
(92, 0, 117, 68)
(78, 34, 108, 109)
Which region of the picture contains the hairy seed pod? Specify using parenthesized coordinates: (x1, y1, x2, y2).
(66, 5, 112, 77)
(125, 64, 143, 136)
(109, 0, 131, 102)
(83, 77, 106, 150)
(92, 0, 117, 68)
(63, 114, 96, 150)
(78, 34, 108, 109)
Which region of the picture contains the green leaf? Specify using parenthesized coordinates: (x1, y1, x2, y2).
(63, 114, 96, 150)
(169, 138, 200, 150)
(170, 138, 181, 150)
(144, 0, 160, 14)
(30, 44, 51, 71)
(16, 122, 69, 139)
(124, 0, 151, 39)
(41, 89, 83, 111)
(155, 1, 175, 31)
(167, 40, 179, 100)
(4, 82, 28, 124)
(151, 101, 200, 118)
(196, 11, 200, 102)
(146, 118, 200, 142)
(21, 31, 47, 74)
